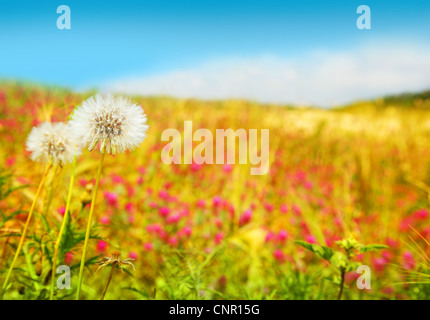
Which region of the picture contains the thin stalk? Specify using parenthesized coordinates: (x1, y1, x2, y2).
(100, 262, 116, 300)
(2, 161, 52, 293)
(76, 151, 105, 300)
(36, 164, 59, 232)
(337, 269, 345, 300)
(50, 156, 77, 300)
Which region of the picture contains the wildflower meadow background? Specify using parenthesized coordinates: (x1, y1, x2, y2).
(1, 82, 430, 300)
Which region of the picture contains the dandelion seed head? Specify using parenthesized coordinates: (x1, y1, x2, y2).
(69, 94, 148, 155)
(26, 122, 79, 165)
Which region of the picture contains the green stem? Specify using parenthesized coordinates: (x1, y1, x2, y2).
(50, 156, 77, 300)
(76, 151, 105, 300)
(38, 164, 59, 231)
(337, 269, 345, 300)
(23, 243, 41, 292)
(100, 262, 116, 300)
(1, 161, 52, 294)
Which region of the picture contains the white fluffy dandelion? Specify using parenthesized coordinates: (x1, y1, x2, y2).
(69, 94, 148, 155)
(26, 122, 80, 166)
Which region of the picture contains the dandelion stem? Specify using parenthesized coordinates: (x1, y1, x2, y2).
(76, 151, 105, 300)
(50, 155, 77, 300)
(1, 161, 52, 294)
(100, 262, 116, 300)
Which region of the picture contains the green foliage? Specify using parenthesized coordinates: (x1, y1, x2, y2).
(0, 171, 29, 228)
(295, 240, 333, 261)
(296, 238, 389, 299)
(0, 171, 28, 202)
(358, 244, 389, 253)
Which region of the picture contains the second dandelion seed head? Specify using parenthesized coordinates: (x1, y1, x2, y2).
(26, 121, 80, 166)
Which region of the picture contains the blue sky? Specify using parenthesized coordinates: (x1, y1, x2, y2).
(0, 0, 429, 106)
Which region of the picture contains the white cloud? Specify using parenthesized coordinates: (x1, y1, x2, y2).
(102, 44, 430, 107)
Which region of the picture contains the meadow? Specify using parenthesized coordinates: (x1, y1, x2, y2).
(1, 82, 430, 300)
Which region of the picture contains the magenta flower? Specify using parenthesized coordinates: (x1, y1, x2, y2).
(402, 251, 416, 269)
(181, 226, 192, 237)
(159, 206, 170, 217)
(239, 209, 252, 226)
(168, 236, 178, 247)
(146, 223, 162, 233)
(265, 231, 275, 243)
(158, 190, 169, 200)
(149, 201, 158, 208)
(79, 178, 88, 187)
(166, 214, 181, 224)
(413, 209, 429, 220)
(143, 242, 153, 251)
(264, 203, 274, 213)
(385, 237, 399, 248)
(280, 204, 288, 214)
(273, 249, 286, 263)
(129, 251, 138, 260)
(223, 164, 233, 173)
(304, 181, 313, 189)
(305, 234, 317, 244)
(277, 230, 288, 242)
(191, 163, 201, 172)
(111, 174, 124, 184)
(5, 156, 15, 167)
(100, 216, 110, 225)
(196, 199, 206, 208)
(57, 206, 66, 216)
(96, 240, 107, 253)
(373, 257, 388, 272)
(214, 232, 224, 244)
(213, 196, 222, 207)
(103, 191, 118, 207)
(64, 252, 74, 265)
(125, 202, 135, 214)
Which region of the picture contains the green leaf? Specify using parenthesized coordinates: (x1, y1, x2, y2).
(296, 240, 333, 261)
(317, 245, 334, 261)
(295, 240, 318, 253)
(358, 244, 389, 253)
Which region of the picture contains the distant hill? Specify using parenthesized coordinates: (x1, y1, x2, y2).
(383, 89, 430, 108)
(337, 89, 430, 111)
